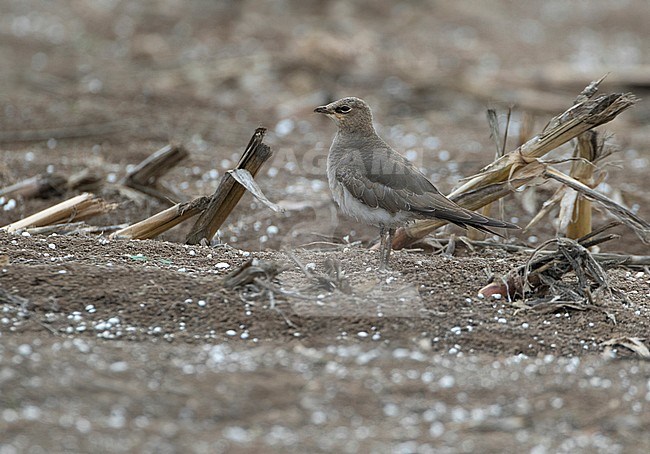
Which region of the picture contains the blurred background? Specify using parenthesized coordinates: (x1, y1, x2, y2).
(1, 0, 648, 251)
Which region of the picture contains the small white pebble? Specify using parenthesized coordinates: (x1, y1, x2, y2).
(3, 199, 17, 211)
(429, 421, 445, 438)
(21, 231, 31, 237)
(226, 330, 237, 336)
(197, 300, 206, 307)
(266, 225, 279, 235)
(275, 118, 294, 137)
(215, 262, 230, 269)
(95, 322, 108, 331)
(438, 375, 455, 388)
(17, 344, 32, 356)
(492, 294, 502, 300)
(48, 243, 56, 250)
(357, 331, 369, 338)
(477, 293, 485, 299)
(109, 361, 129, 372)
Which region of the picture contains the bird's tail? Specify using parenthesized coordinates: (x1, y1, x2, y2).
(434, 208, 519, 238)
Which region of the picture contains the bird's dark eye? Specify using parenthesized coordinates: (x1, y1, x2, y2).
(335, 105, 352, 114)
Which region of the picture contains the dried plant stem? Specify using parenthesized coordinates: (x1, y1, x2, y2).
(111, 197, 210, 240)
(545, 167, 650, 244)
(26, 222, 128, 236)
(0, 174, 67, 199)
(2, 193, 117, 233)
(392, 89, 637, 249)
(524, 186, 565, 232)
(185, 128, 272, 245)
(0, 170, 101, 201)
(432, 237, 650, 268)
(473, 108, 510, 240)
(566, 132, 597, 239)
(120, 143, 188, 204)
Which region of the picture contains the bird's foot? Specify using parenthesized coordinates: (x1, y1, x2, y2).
(378, 265, 390, 273)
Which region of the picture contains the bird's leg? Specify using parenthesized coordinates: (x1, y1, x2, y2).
(382, 228, 395, 269)
(378, 226, 387, 270)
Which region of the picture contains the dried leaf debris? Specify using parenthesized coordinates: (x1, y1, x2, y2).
(479, 224, 626, 307)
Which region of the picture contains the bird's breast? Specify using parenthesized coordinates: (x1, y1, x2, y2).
(329, 178, 411, 229)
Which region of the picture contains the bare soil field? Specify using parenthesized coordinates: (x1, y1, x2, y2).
(1, 1, 650, 452)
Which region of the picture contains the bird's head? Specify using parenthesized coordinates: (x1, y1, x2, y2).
(314, 97, 375, 134)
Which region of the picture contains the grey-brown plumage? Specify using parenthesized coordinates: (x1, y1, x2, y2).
(315, 96, 519, 269)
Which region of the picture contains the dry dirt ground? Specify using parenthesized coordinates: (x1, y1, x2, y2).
(1, 1, 650, 453)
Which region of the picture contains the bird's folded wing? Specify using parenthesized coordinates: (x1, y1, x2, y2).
(335, 156, 514, 229)
(335, 157, 463, 215)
